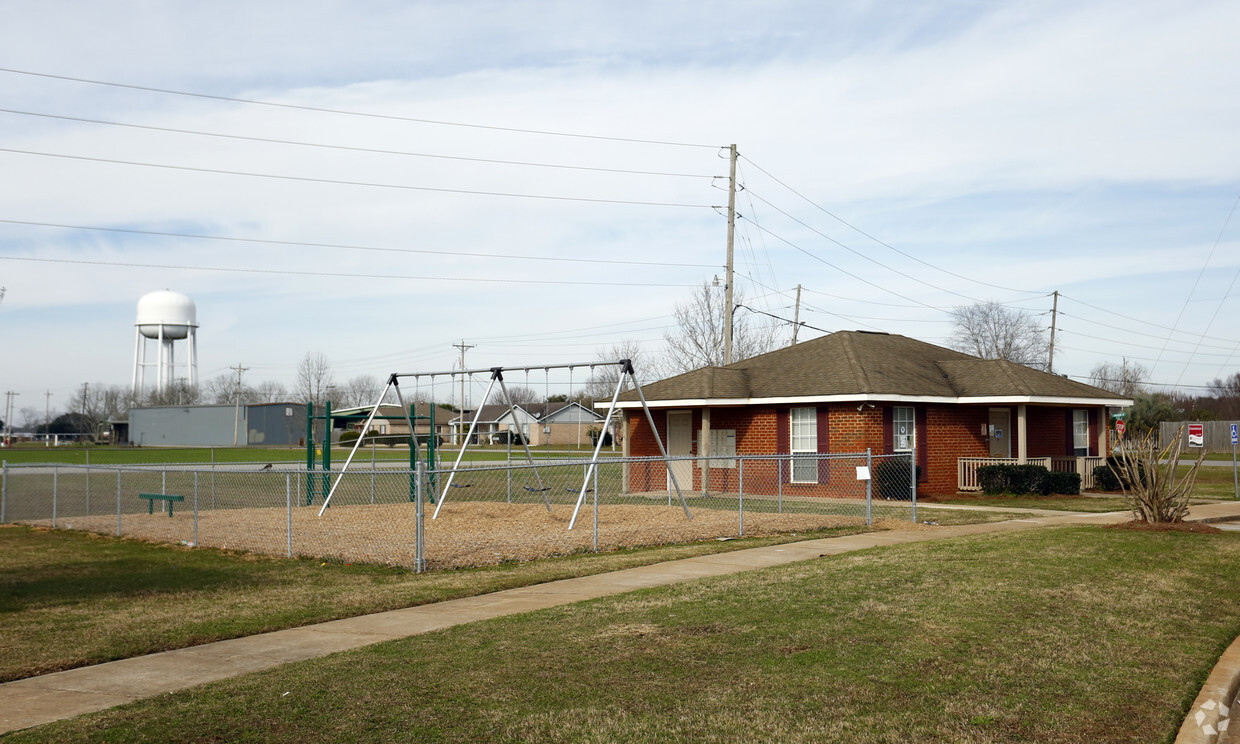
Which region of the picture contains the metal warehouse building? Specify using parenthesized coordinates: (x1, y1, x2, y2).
(128, 403, 308, 447)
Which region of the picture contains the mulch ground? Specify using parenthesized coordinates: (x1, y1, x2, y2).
(28, 501, 920, 570)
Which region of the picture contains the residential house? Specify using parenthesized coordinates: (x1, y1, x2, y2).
(613, 331, 1131, 496)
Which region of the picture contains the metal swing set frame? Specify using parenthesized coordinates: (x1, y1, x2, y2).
(317, 359, 689, 530)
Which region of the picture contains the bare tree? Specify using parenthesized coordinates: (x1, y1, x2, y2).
(341, 374, 382, 407)
(1111, 427, 1205, 523)
(295, 352, 335, 407)
(67, 383, 132, 436)
(486, 385, 540, 408)
(947, 301, 1049, 368)
(663, 282, 781, 374)
(585, 340, 653, 401)
(1088, 359, 1149, 396)
(251, 379, 290, 403)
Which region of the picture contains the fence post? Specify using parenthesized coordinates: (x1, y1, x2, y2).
(865, 449, 872, 526)
(52, 466, 58, 528)
(116, 469, 122, 536)
(194, 471, 199, 547)
(778, 455, 783, 513)
(910, 451, 918, 524)
(738, 466, 745, 538)
(739, 457, 745, 507)
(85, 449, 90, 509)
(286, 473, 293, 558)
(593, 465, 599, 552)
(1, 460, 6, 524)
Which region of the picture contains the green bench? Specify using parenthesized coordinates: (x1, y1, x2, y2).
(139, 493, 185, 517)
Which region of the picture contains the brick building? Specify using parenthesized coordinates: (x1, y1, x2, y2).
(615, 331, 1131, 496)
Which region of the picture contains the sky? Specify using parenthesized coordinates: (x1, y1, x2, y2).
(1, 0, 1238, 421)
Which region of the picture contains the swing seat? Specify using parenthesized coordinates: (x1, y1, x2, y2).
(523, 486, 550, 493)
(449, 483, 472, 489)
(565, 487, 593, 494)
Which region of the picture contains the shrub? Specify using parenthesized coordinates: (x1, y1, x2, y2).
(875, 458, 920, 500)
(976, 464, 1052, 495)
(339, 430, 360, 445)
(1092, 464, 1121, 491)
(1047, 470, 1081, 495)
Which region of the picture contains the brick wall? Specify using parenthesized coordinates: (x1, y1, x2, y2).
(627, 403, 1111, 497)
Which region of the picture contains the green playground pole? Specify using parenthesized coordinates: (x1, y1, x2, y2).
(322, 400, 332, 507)
(305, 402, 315, 506)
(409, 403, 417, 503)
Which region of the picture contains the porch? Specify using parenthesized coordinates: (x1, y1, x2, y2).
(957, 456, 1108, 492)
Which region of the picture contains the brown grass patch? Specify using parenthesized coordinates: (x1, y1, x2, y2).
(1103, 520, 1222, 534)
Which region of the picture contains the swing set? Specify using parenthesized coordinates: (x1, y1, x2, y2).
(316, 359, 689, 530)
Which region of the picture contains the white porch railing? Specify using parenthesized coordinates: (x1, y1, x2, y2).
(957, 456, 1104, 492)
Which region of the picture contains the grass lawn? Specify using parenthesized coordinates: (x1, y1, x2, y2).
(925, 494, 1133, 512)
(1183, 464, 1240, 500)
(0, 522, 877, 683)
(9, 525, 1240, 743)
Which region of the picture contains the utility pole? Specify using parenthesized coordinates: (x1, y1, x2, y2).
(44, 390, 51, 446)
(3, 391, 17, 446)
(1047, 290, 1059, 373)
(724, 143, 737, 366)
(230, 363, 249, 446)
(790, 284, 803, 346)
(453, 340, 475, 445)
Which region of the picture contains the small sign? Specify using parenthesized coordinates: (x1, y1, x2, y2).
(1231, 423, 1238, 445)
(1188, 423, 1204, 448)
(1115, 419, 1126, 437)
(856, 466, 871, 481)
(994, 429, 1003, 440)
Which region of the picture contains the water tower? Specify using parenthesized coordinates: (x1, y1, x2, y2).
(131, 290, 199, 396)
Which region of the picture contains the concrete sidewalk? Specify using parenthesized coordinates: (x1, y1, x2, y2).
(4, 503, 1240, 735)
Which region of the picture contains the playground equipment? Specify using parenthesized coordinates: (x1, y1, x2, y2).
(305, 401, 437, 506)
(316, 359, 688, 530)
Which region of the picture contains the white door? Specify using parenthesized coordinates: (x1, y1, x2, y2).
(989, 409, 1011, 458)
(667, 411, 693, 491)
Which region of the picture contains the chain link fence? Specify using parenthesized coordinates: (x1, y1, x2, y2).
(1, 452, 917, 572)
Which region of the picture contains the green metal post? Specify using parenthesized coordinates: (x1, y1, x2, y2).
(409, 403, 417, 503)
(427, 404, 437, 502)
(305, 402, 315, 506)
(322, 400, 332, 507)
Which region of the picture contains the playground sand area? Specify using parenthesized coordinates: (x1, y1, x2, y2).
(31, 500, 904, 570)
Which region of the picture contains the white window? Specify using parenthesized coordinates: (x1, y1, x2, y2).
(790, 407, 817, 483)
(1073, 410, 1089, 456)
(893, 407, 915, 452)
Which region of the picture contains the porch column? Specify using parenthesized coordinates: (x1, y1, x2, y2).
(1016, 404, 1028, 464)
(700, 407, 712, 495)
(1097, 408, 1108, 456)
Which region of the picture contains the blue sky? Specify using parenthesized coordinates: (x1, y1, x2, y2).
(1, 0, 1238, 418)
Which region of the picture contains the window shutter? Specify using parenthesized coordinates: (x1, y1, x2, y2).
(777, 408, 789, 484)
(1089, 409, 1100, 457)
(817, 406, 831, 482)
(915, 407, 928, 482)
(1065, 410, 1074, 456)
(882, 406, 894, 454)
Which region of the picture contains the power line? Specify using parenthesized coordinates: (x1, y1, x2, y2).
(738, 154, 1045, 295)
(0, 254, 702, 288)
(0, 67, 718, 149)
(1058, 293, 1240, 347)
(735, 304, 833, 336)
(0, 147, 715, 209)
(0, 107, 716, 179)
(0, 219, 720, 270)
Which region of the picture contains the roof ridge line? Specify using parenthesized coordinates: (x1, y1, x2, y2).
(993, 359, 1034, 395)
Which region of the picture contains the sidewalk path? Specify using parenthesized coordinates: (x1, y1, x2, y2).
(5, 503, 1240, 735)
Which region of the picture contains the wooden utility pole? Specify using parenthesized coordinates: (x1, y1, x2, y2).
(724, 144, 737, 366)
(1047, 290, 1059, 373)
(790, 284, 803, 346)
(230, 363, 249, 446)
(453, 340, 475, 444)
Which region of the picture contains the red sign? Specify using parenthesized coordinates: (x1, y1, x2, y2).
(1188, 423, 1204, 447)
(1115, 419, 1126, 437)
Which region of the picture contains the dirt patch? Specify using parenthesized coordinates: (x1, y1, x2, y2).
(1103, 520, 1222, 535)
(29, 501, 910, 570)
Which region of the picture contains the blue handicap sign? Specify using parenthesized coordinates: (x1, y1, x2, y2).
(1232, 424, 1238, 445)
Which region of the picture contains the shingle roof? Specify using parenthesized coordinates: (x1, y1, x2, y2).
(622, 331, 1127, 403)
